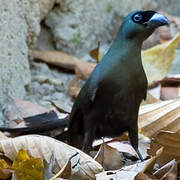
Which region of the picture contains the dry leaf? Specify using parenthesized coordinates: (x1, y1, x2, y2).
(89, 42, 102, 62)
(107, 141, 137, 157)
(139, 98, 180, 138)
(74, 62, 96, 80)
(12, 149, 44, 180)
(94, 143, 124, 170)
(141, 147, 164, 175)
(0, 159, 11, 179)
(134, 172, 153, 180)
(153, 159, 177, 179)
(147, 131, 180, 164)
(142, 34, 180, 86)
(135, 154, 177, 180)
(0, 135, 103, 180)
(31, 49, 96, 81)
(96, 160, 148, 180)
(31, 50, 80, 70)
(50, 157, 71, 180)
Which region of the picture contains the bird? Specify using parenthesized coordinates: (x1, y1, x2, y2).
(0, 10, 169, 161)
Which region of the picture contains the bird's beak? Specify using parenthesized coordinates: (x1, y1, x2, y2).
(146, 13, 169, 28)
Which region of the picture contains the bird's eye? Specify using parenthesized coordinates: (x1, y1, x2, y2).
(133, 13, 142, 22)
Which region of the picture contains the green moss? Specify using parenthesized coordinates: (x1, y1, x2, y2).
(70, 33, 82, 44)
(106, 3, 113, 14)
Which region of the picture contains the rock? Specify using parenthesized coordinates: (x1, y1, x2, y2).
(45, 0, 180, 58)
(21, 0, 55, 47)
(156, 0, 180, 17)
(26, 61, 73, 111)
(0, 0, 30, 110)
(0, 0, 55, 111)
(45, 0, 116, 57)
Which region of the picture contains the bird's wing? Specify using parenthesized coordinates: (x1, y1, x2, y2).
(73, 64, 102, 110)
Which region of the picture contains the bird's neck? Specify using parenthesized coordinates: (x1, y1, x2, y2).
(112, 30, 143, 55)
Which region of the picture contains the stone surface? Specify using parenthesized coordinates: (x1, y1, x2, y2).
(45, 0, 180, 58)
(0, 0, 30, 110)
(26, 61, 73, 112)
(0, 0, 55, 111)
(45, 0, 116, 57)
(21, 0, 55, 47)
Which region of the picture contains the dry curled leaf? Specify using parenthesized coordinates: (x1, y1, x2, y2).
(94, 143, 124, 170)
(148, 131, 180, 165)
(135, 154, 177, 180)
(31, 50, 79, 70)
(0, 135, 103, 180)
(31, 49, 96, 81)
(89, 42, 102, 62)
(139, 98, 180, 138)
(142, 34, 180, 86)
(153, 159, 177, 179)
(0, 159, 11, 179)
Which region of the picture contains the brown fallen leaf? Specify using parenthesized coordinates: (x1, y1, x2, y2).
(74, 61, 96, 80)
(135, 148, 178, 180)
(89, 42, 102, 63)
(134, 172, 153, 180)
(107, 141, 137, 156)
(147, 131, 180, 165)
(31, 49, 96, 80)
(94, 143, 124, 170)
(153, 159, 177, 179)
(31, 50, 79, 70)
(139, 98, 180, 138)
(0, 135, 103, 180)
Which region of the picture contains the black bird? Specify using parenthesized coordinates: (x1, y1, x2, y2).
(0, 10, 168, 161)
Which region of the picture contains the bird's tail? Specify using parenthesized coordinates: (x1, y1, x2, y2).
(0, 110, 69, 135)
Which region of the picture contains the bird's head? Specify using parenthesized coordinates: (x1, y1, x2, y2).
(120, 10, 169, 41)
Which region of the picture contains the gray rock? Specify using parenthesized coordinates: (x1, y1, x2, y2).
(0, 0, 55, 111)
(0, 0, 30, 110)
(45, 0, 116, 57)
(45, 0, 180, 58)
(20, 0, 55, 48)
(26, 61, 73, 111)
